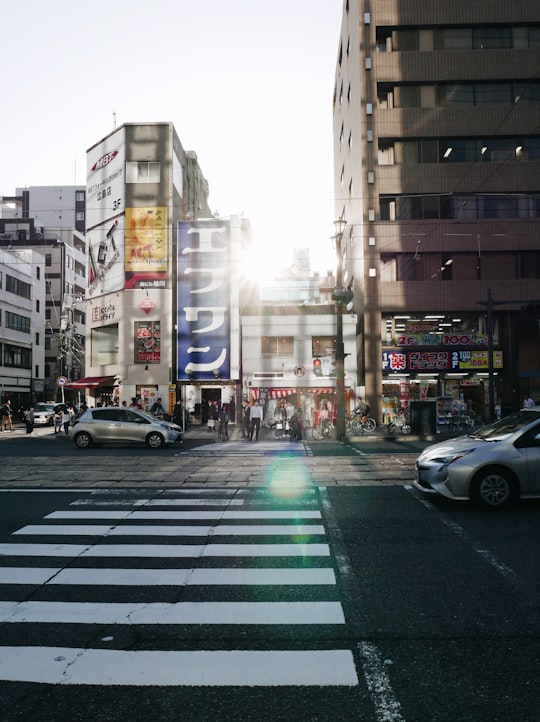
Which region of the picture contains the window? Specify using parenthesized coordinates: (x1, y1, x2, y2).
(45, 254, 52, 267)
(312, 336, 336, 358)
(4, 344, 32, 369)
(6, 275, 31, 300)
(91, 324, 119, 365)
(261, 336, 294, 357)
(76, 211, 85, 222)
(76, 191, 85, 202)
(126, 161, 160, 183)
(6, 312, 30, 333)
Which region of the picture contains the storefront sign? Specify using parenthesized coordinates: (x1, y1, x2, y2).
(177, 220, 231, 380)
(135, 321, 160, 364)
(383, 349, 503, 372)
(396, 333, 488, 347)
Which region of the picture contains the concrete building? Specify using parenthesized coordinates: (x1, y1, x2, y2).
(78, 122, 252, 416)
(334, 0, 540, 429)
(0, 188, 87, 400)
(0, 246, 46, 410)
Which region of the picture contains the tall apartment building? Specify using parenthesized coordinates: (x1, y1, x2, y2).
(0, 187, 87, 400)
(334, 0, 540, 428)
(0, 246, 46, 410)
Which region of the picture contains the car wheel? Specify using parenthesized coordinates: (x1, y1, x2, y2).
(470, 467, 518, 509)
(74, 431, 92, 449)
(401, 423, 411, 435)
(146, 432, 164, 448)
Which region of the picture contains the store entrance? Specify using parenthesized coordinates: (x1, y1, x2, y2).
(201, 388, 221, 425)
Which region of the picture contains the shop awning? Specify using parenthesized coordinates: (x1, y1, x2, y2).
(250, 387, 351, 400)
(63, 375, 117, 389)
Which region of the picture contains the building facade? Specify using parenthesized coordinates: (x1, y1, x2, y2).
(334, 0, 540, 428)
(79, 122, 252, 415)
(0, 188, 87, 401)
(0, 246, 45, 410)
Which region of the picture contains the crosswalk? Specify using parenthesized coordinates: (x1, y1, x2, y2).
(0, 487, 359, 689)
(183, 439, 308, 455)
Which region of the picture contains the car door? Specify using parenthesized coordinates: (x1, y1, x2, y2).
(119, 409, 151, 444)
(513, 422, 540, 492)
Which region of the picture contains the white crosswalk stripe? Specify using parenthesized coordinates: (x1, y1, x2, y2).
(184, 440, 307, 455)
(0, 488, 358, 688)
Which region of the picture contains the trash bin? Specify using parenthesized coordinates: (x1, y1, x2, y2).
(409, 401, 436, 435)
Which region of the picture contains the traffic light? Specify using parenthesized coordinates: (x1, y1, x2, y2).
(313, 358, 322, 376)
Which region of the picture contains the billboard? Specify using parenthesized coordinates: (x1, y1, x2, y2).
(124, 207, 168, 289)
(86, 129, 126, 296)
(382, 349, 503, 373)
(177, 220, 232, 380)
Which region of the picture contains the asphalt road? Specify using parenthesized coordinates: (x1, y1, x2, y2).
(1, 472, 540, 720)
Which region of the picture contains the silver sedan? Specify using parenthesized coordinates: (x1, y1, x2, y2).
(414, 408, 540, 509)
(69, 406, 182, 449)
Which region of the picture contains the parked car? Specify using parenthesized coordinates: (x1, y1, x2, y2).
(69, 406, 183, 449)
(33, 402, 57, 426)
(414, 407, 540, 509)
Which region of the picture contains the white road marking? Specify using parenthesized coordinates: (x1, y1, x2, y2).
(0, 542, 331, 557)
(48, 509, 322, 519)
(0, 566, 337, 586)
(0, 600, 345, 625)
(0, 647, 358, 686)
(15, 524, 325, 537)
(358, 642, 405, 722)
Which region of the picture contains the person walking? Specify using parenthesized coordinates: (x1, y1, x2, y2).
(207, 400, 218, 432)
(150, 397, 166, 418)
(172, 399, 184, 429)
(24, 407, 35, 435)
(61, 406, 73, 435)
(1, 400, 13, 431)
(249, 400, 263, 441)
(241, 400, 251, 438)
(53, 408, 62, 434)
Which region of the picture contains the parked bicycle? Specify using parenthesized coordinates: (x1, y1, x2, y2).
(347, 413, 377, 434)
(311, 420, 336, 440)
(387, 413, 411, 435)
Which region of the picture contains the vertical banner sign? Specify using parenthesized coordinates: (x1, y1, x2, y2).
(124, 207, 168, 289)
(177, 220, 230, 380)
(86, 128, 126, 296)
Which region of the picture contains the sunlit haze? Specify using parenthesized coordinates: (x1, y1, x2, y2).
(1, 0, 342, 280)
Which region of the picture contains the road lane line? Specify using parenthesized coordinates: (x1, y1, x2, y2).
(47, 510, 322, 519)
(0, 647, 358, 686)
(15, 524, 325, 536)
(0, 566, 337, 586)
(0, 600, 346, 625)
(0, 542, 331, 557)
(358, 642, 405, 722)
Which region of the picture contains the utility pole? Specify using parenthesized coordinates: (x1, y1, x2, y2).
(332, 218, 353, 441)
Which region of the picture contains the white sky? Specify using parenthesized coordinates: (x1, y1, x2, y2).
(1, 0, 343, 279)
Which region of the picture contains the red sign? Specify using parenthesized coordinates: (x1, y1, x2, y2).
(139, 296, 157, 314)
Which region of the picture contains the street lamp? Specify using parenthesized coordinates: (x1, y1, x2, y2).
(332, 218, 353, 441)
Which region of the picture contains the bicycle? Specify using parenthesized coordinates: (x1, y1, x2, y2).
(311, 420, 336, 440)
(217, 420, 229, 441)
(348, 414, 377, 434)
(387, 413, 411, 435)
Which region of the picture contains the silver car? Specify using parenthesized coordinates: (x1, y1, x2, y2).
(69, 406, 182, 449)
(414, 408, 540, 509)
(33, 403, 56, 426)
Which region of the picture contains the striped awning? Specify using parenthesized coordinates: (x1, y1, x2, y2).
(250, 387, 338, 400)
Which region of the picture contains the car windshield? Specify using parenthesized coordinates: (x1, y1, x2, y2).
(471, 410, 540, 440)
(35, 404, 55, 412)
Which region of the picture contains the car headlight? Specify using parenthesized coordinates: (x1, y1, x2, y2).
(432, 449, 474, 467)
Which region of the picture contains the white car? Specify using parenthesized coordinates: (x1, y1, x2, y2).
(414, 408, 540, 509)
(33, 403, 56, 426)
(69, 406, 183, 449)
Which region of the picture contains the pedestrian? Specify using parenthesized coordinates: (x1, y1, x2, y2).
(150, 397, 166, 418)
(241, 400, 251, 438)
(207, 400, 217, 432)
(172, 399, 184, 428)
(61, 406, 73, 435)
(24, 407, 35, 435)
(523, 395, 535, 408)
(53, 408, 62, 434)
(249, 399, 263, 441)
(1, 400, 13, 431)
(129, 397, 142, 409)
